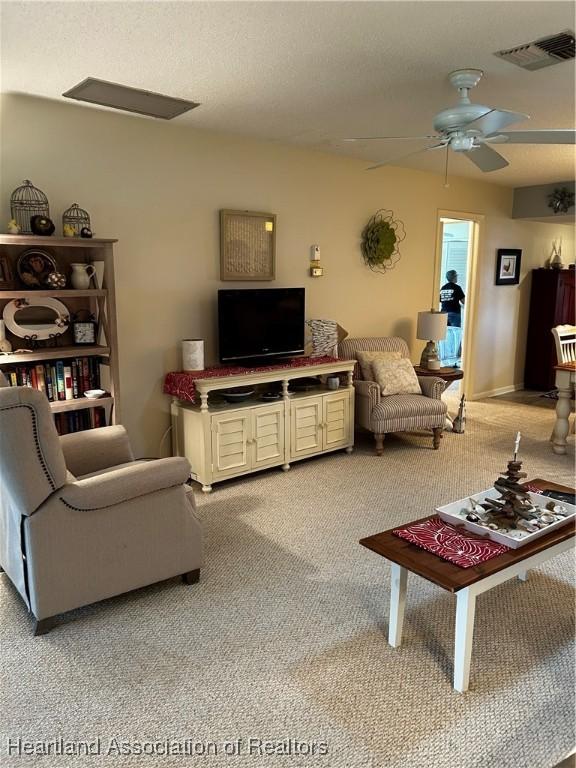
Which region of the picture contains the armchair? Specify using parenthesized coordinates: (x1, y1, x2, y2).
(339, 337, 447, 454)
(0, 385, 203, 635)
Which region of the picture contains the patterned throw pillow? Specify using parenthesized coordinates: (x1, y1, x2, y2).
(356, 350, 402, 381)
(372, 357, 422, 396)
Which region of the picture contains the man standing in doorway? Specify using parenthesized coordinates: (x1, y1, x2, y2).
(440, 270, 465, 327)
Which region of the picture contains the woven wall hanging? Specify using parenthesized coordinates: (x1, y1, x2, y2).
(360, 209, 405, 274)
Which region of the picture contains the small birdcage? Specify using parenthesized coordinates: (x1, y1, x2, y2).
(10, 180, 50, 234)
(62, 203, 91, 236)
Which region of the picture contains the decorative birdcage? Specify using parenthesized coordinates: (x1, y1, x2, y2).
(62, 203, 91, 237)
(10, 180, 50, 234)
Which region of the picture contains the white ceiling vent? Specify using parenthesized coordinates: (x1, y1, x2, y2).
(494, 30, 575, 71)
(63, 78, 200, 119)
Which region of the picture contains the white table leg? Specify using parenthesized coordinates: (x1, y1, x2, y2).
(518, 570, 528, 581)
(388, 563, 407, 648)
(552, 371, 572, 455)
(454, 587, 476, 692)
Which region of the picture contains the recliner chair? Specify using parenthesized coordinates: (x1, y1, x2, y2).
(0, 383, 203, 634)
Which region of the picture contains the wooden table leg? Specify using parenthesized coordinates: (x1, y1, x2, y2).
(388, 563, 407, 648)
(552, 375, 572, 455)
(454, 587, 476, 692)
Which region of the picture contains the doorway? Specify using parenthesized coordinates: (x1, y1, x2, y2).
(433, 212, 482, 399)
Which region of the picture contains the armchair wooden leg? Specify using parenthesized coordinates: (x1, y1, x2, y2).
(33, 616, 58, 636)
(182, 569, 200, 585)
(374, 433, 385, 456)
(432, 427, 443, 449)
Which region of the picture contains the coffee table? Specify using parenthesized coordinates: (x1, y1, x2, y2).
(359, 479, 575, 692)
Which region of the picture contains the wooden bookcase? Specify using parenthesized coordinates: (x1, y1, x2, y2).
(0, 235, 120, 429)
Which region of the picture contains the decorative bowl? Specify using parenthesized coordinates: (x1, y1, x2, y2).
(221, 389, 255, 403)
(84, 389, 106, 399)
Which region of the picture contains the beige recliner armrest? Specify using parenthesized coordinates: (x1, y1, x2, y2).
(60, 425, 135, 476)
(59, 457, 191, 510)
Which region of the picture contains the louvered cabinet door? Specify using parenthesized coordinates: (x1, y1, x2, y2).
(211, 411, 250, 478)
(323, 391, 350, 450)
(290, 397, 323, 459)
(251, 404, 285, 469)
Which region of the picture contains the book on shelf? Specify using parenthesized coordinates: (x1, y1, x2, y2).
(1, 356, 102, 402)
(53, 406, 107, 435)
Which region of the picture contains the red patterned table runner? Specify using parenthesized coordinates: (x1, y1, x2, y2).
(164, 356, 338, 403)
(393, 516, 510, 568)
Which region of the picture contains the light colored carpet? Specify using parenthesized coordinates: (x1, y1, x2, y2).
(1, 396, 574, 768)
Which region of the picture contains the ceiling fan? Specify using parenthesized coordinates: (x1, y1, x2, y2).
(344, 69, 576, 173)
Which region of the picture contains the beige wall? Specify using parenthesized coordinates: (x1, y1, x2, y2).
(1, 95, 573, 454)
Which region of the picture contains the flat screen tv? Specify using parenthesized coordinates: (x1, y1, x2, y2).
(218, 288, 305, 364)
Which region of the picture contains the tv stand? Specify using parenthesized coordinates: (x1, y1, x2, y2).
(170, 359, 356, 492)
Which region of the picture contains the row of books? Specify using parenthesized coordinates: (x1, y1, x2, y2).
(54, 407, 107, 435)
(3, 358, 101, 401)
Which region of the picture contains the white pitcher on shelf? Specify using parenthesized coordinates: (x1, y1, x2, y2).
(70, 263, 96, 290)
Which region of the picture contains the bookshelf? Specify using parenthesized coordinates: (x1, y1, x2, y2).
(0, 235, 120, 433)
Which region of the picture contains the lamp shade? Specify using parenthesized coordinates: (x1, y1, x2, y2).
(417, 310, 447, 342)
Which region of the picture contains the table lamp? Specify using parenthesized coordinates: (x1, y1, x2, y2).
(417, 310, 447, 370)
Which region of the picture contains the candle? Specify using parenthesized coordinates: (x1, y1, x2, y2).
(513, 431, 521, 461)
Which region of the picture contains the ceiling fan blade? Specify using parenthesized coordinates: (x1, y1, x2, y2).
(366, 143, 445, 171)
(463, 108, 529, 135)
(343, 135, 440, 142)
(485, 129, 576, 144)
(465, 143, 509, 172)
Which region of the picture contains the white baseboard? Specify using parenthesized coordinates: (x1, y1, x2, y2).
(469, 383, 524, 401)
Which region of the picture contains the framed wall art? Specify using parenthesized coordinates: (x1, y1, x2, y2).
(495, 249, 521, 285)
(220, 210, 276, 281)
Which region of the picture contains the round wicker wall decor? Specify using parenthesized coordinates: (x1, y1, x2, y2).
(360, 209, 405, 274)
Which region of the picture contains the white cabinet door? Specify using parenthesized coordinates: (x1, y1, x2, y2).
(251, 404, 285, 469)
(323, 391, 350, 450)
(290, 397, 323, 459)
(211, 411, 250, 478)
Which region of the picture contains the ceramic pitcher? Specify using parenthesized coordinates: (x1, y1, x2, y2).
(70, 263, 96, 290)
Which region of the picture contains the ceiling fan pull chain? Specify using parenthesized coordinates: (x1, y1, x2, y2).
(443, 144, 450, 188)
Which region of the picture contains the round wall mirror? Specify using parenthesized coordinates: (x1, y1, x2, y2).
(3, 297, 70, 340)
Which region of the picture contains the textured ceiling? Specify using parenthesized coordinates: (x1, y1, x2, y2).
(1, 1, 575, 188)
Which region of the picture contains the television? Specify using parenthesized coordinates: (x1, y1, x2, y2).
(218, 288, 305, 364)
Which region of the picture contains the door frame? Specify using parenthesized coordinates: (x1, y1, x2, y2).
(433, 210, 484, 399)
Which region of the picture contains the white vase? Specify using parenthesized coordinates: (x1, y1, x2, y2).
(0, 319, 12, 354)
(550, 245, 564, 270)
(182, 339, 204, 371)
(70, 263, 96, 289)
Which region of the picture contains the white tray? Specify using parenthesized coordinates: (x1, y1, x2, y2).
(436, 488, 576, 549)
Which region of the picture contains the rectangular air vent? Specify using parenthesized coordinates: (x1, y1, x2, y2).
(63, 78, 200, 119)
(494, 30, 575, 70)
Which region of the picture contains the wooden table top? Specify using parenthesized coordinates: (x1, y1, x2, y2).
(413, 366, 464, 381)
(555, 362, 576, 372)
(359, 479, 575, 593)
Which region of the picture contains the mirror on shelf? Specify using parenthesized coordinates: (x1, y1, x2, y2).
(2, 297, 70, 340)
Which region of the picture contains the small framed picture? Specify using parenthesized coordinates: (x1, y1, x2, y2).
(495, 249, 521, 285)
(0, 254, 16, 289)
